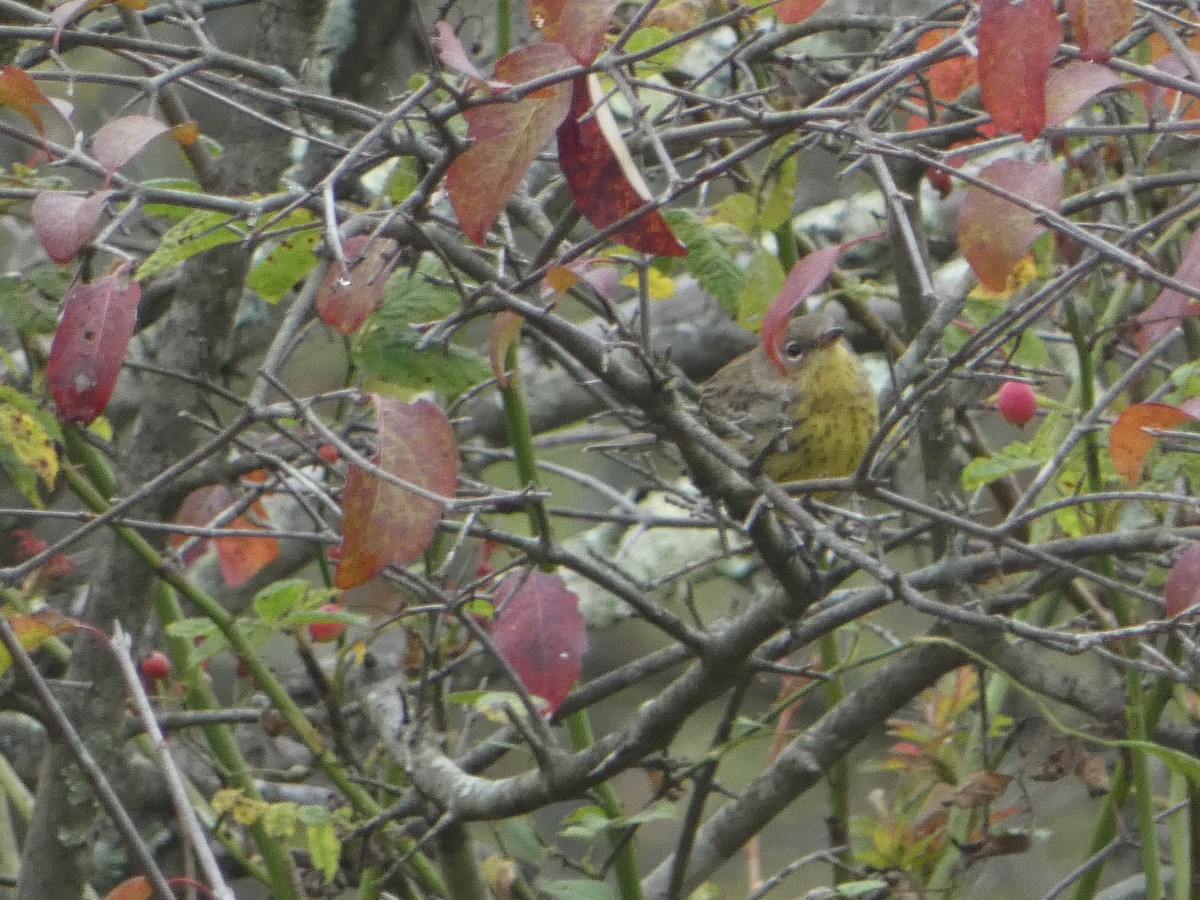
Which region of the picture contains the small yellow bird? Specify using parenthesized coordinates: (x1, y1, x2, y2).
(699, 311, 879, 482)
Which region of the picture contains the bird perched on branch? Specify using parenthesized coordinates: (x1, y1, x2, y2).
(698, 311, 878, 482)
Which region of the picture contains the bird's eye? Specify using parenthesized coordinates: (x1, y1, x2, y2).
(784, 340, 803, 360)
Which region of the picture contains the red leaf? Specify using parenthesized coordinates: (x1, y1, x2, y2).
(759, 234, 879, 373)
(0, 66, 49, 135)
(446, 43, 576, 245)
(315, 234, 399, 335)
(556, 74, 686, 257)
(957, 158, 1063, 291)
(532, 0, 622, 65)
(489, 311, 524, 389)
(1064, 0, 1132, 60)
(1109, 402, 1194, 483)
(31, 190, 110, 263)
(1045, 61, 1123, 127)
(46, 270, 140, 425)
(91, 114, 175, 175)
(1136, 228, 1200, 351)
(492, 570, 587, 714)
(1166, 543, 1200, 616)
(775, 0, 827, 24)
(335, 397, 458, 589)
(977, 0, 1062, 141)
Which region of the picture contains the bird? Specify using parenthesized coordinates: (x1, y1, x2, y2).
(697, 310, 879, 483)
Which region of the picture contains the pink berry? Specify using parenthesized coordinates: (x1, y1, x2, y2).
(308, 603, 346, 643)
(140, 651, 171, 681)
(997, 380, 1037, 426)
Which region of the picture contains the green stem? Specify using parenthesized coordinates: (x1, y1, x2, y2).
(60, 458, 449, 898)
(817, 632, 850, 882)
(1065, 296, 1162, 900)
(565, 710, 645, 900)
(501, 348, 555, 550)
(496, 0, 512, 57)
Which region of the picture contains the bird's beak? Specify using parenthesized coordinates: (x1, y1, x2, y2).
(819, 325, 845, 346)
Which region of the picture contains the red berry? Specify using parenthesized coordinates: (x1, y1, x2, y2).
(140, 650, 171, 681)
(308, 603, 346, 643)
(996, 380, 1037, 426)
(315, 444, 339, 464)
(1166, 543, 1200, 617)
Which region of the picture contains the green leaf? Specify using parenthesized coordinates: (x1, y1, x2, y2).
(0, 268, 61, 334)
(261, 802, 300, 839)
(708, 193, 757, 236)
(248, 229, 320, 302)
(625, 26, 681, 74)
(356, 324, 490, 401)
(137, 209, 248, 281)
(376, 259, 461, 326)
(663, 209, 745, 316)
(541, 879, 616, 900)
(385, 157, 420, 204)
(252, 578, 309, 622)
(559, 805, 611, 841)
(297, 805, 330, 826)
(139, 178, 202, 218)
(735, 247, 785, 331)
(621, 799, 679, 827)
(495, 817, 547, 864)
(961, 441, 1044, 490)
(306, 819, 341, 884)
(759, 141, 798, 234)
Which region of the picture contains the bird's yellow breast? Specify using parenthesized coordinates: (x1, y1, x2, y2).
(764, 340, 878, 482)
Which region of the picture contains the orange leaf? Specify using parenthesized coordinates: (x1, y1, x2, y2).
(0, 66, 49, 136)
(1109, 402, 1194, 483)
(977, 0, 1062, 141)
(335, 397, 458, 589)
(215, 506, 281, 589)
(103, 876, 153, 900)
(775, 0, 827, 25)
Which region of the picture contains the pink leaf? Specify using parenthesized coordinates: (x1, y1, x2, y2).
(977, 0, 1062, 141)
(1136, 228, 1200, 351)
(315, 234, 399, 335)
(335, 397, 458, 589)
(958, 158, 1063, 291)
(759, 234, 880, 373)
(47, 269, 139, 424)
(1045, 61, 1123, 127)
(434, 21, 498, 89)
(492, 570, 587, 714)
(91, 114, 173, 174)
(31, 190, 110, 263)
